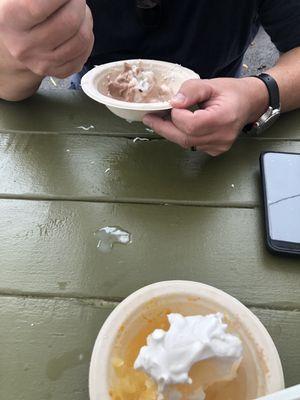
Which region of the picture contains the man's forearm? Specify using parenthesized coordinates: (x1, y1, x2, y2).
(267, 47, 300, 113)
(0, 39, 42, 101)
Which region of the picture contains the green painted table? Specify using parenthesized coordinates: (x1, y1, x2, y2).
(0, 89, 299, 400)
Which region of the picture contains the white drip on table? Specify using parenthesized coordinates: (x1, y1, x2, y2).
(94, 226, 132, 253)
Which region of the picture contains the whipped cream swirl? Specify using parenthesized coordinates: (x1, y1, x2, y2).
(134, 313, 243, 399)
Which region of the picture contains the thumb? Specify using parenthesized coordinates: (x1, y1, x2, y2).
(171, 79, 213, 109)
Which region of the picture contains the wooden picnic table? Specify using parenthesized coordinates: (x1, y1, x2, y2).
(0, 88, 299, 400)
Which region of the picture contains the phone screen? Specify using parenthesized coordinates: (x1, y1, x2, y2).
(262, 152, 300, 245)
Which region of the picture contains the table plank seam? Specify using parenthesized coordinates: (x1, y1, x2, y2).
(0, 194, 258, 209)
(0, 129, 158, 139)
(1, 292, 299, 313)
(1, 129, 300, 142)
(0, 291, 121, 307)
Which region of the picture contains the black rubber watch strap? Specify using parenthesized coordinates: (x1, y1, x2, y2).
(254, 73, 280, 109)
(243, 73, 281, 133)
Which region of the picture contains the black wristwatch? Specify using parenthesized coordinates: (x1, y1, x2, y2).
(244, 73, 281, 134)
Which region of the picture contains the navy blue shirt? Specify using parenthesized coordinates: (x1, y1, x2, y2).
(85, 0, 300, 78)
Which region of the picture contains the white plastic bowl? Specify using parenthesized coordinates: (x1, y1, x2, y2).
(81, 59, 200, 121)
(89, 281, 284, 400)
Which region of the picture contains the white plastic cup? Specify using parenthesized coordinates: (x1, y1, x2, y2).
(81, 59, 200, 122)
(89, 281, 284, 400)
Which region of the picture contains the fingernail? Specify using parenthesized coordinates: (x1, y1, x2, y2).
(143, 116, 152, 127)
(172, 92, 186, 103)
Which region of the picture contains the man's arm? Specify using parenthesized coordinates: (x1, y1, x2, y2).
(142, 47, 300, 156)
(267, 47, 300, 112)
(0, 0, 94, 101)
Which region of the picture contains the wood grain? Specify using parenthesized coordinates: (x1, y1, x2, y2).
(0, 90, 150, 136)
(0, 89, 299, 139)
(0, 199, 299, 306)
(1, 134, 300, 205)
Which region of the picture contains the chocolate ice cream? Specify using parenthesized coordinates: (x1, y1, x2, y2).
(104, 62, 174, 103)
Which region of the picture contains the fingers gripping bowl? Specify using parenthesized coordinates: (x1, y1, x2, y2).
(81, 60, 200, 121)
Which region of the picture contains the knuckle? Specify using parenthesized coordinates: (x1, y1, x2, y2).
(66, 18, 78, 36)
(227, 110, 239, 126)
(26, 0, 46, 22)
(79, 14, 94, 43)
(9, 42, 29, 61)
(33, 61, 50, 77)
(78, 27, 91, 47)
(66, 11, 82, 34)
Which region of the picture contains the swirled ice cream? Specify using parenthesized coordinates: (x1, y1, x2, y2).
(134, 313, 243, 400)
(105, 62, 174, 103)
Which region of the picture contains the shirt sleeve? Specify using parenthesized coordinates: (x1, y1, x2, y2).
(259, 0, 300, 52)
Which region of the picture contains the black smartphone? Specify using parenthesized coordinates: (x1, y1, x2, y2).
(260, 151, 300, 256)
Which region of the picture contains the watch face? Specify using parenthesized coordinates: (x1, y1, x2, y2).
(244, 108, 281, 135)
(257, 108, 281, 133)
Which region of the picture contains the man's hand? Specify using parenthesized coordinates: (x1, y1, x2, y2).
(0, 0, 94, 79)
(143, 77, 269, 156)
